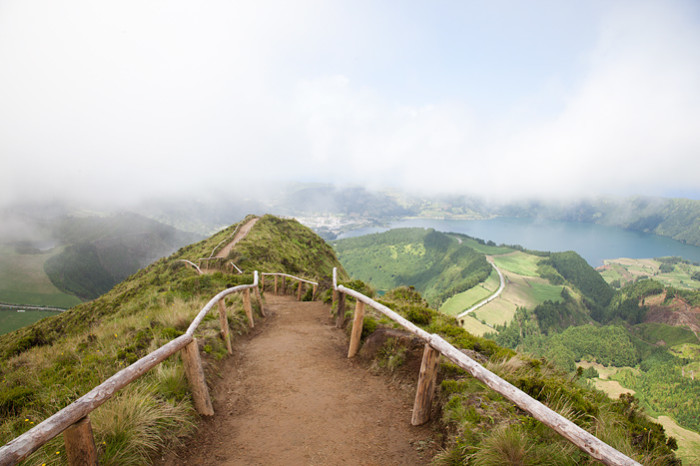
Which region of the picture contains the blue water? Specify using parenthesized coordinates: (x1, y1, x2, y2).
(337, 217, 700, 267)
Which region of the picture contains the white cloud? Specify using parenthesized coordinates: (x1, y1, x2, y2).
(0, 0, 698, 206)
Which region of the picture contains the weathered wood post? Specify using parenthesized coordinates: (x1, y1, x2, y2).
(254, 285, 265, 317)
(411, 343, 441, 425)
(335, 292, 346, 329)
(63, 416, 97, 466)
(217, 300, 232, 354)
(332, 289, 338, 316)
(181, 339, 214, 415)
(243, 288, 254, 327)
(347, 300, 365, 358)
(312, 284, 317, 301)
(297, 281, 303, 300)
(274, 276, 278, 294)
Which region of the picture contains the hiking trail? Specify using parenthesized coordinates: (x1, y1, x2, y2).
(159, 295, 436, 465)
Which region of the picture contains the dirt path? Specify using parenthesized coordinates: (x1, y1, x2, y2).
(215, 217, 259, 259)
(163, 295, 435, 465)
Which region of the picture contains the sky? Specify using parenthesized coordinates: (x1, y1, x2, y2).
(1, 0, 699, 207)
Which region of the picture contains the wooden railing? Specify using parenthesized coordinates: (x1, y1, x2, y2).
(261, 272, 318, 301)
(0, 272, 264, 466)
(331, 268, 640, 466)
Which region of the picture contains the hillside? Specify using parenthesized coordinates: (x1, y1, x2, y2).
(333, 228, 491, 306)
(0, 215, 344, 464)
(0, 215, 684, 464)
(0, 212, 201, 311)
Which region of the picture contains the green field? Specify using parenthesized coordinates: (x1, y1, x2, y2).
(599, 257, 700, 290)
(0, 309, 62, 335)
(492, 251, 542, 277)
(440, 269, 499, 315)
(459, 314, 496, 336)
(0, 246, 82, 308)
(453, 251, 564, 333)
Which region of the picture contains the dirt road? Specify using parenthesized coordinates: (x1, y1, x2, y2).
(163, 295, 435, 465)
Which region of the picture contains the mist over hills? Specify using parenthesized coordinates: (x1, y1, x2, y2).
(0, 208, 201, 304)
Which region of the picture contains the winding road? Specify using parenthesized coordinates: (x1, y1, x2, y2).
(456, 258, 505, 320)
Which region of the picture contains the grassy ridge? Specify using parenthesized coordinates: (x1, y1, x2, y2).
(360, 287, 680, 464)
(0, 215, 344, 465)
(333, 228, 491, 306)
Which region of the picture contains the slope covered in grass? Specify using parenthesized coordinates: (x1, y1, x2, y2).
(357, 286, 680, 465)
(333, 228, 491, 306)
(0, 215, 345, 465)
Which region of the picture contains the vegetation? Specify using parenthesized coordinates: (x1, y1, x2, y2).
(0, 309, 62, 336)
(0, 215, 343, 464)
(333, 228, 491, 306)
(0, 245, 81, 308)
(363, 286, 679, 464)
(44, 213, 201, 300)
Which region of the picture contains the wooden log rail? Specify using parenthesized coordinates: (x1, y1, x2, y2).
(260, 272, 318, 301)
(0, 272, 263, 466)
(331, 268, 640, 466)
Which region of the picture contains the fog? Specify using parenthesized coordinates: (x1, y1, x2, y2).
(1, 0, 699, 210)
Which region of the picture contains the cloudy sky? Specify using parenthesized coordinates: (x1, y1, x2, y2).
(1, 0, 699, 206)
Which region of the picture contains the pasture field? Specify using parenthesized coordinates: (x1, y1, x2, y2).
(440, 269, 499, 315)
(471, 298, 516, 328)
(491, 251, 542, 277)
(455, 252, 564, 333)
(599, 257, 700, 290)
(0, 309, 62, 335)
(0, 245, 82, 307)
(459, 314, 495, 336)
(656, 416, 700, 465)
(577, 361, 700, 464)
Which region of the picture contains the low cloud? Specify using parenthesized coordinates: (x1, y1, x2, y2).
(1, 1, 698, 208)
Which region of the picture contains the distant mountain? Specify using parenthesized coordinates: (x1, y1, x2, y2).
(0, 208, 202, 305)
(43, 213, 202, 300)
(494, 197, 700, 247)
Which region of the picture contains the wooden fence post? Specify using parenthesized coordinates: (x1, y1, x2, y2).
(335, 292, 346, 329)
(274, 276, 278, 294)
(63, 416, 97, 466)
(181, 339, 214, 416)
(254, 285, 265, 317)
(347, 300, 365, 358)
(312, 284, 317, 301)
(332, 289, 338, 316)
(243, 289, 254, 327)
(297, 281, 303, 300)
(218, 300, 232, 354)
(411, 343, 440, 425)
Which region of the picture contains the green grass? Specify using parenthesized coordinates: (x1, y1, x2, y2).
(472, 300, 516, 328)
(492, 251, 542, 277)
(459, 314, 497, 336)
(0, 246, 82, 308)
(631, 323, 699, 347)
(0, 310, 62, 335)
(0, 216, 334, 464)
(455, 235, 514, 255)
(440, 269, 499, 315)
(527, 281, 564, 303)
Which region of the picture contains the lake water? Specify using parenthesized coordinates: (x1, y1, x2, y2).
(336, 217, 700, 267)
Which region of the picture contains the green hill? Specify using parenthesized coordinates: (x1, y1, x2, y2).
(0, 215, 344, 464)
(0, 216, 681, 464)
(333, 228, 491, 306)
